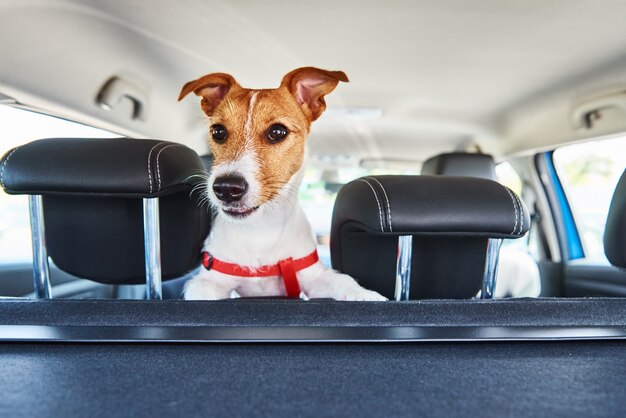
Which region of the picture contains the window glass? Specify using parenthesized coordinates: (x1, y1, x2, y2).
(553, 136, 626, 262)
(0, 105, 118, 264)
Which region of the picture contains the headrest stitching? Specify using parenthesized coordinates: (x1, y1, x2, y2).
(503, 186, 520, 236)
(155, 144, 186, 191)
(0, 147, 19, 191)
(146, 142, 166, 194)
(356, 178, 384, 232)
(366, 176, 393, 232)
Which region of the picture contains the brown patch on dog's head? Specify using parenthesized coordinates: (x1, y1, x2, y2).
(179, 68, 348, 215)
(280, 67, 349, 122)
(178, 73, 239, 116)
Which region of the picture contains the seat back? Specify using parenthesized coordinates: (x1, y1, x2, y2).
(43, 193, 208, 284)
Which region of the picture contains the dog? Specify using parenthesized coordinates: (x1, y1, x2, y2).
(178, 67, 386, 301)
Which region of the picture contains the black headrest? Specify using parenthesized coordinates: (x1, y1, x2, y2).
(421, 152, 496, 180)
(0, 138, 210, 284)
(0, 137, 203, 197)
(330, 175, 529, 299)
(331, 175, 529, 239)
(604, 170, 626, 268)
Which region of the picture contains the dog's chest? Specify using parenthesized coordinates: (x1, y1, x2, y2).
(235, 275, 285, 297)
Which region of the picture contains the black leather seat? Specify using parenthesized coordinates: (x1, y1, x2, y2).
(604, 170, 626, 268)
(330, 175, 529, 299)
(0, 137, 210, 294)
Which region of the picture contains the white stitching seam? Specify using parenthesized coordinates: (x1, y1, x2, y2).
(511, 187, 521, 235)
(147, 142, 166, 194)
(513, 191, 525, 235)
(357, 178, 384, 232)
(504, 186, 519, 236)
(366, 176, 393, 232)
(155, 144, 186, 191)
(0, 148, 19, 190)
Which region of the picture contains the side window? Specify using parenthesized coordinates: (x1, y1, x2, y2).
(0, 105, 117, 265)
(553, 137, 626, 262)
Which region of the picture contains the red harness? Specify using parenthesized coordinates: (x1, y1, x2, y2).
(201, 250, 319, 298)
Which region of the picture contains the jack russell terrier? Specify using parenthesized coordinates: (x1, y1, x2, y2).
(178, 67, 386, 301)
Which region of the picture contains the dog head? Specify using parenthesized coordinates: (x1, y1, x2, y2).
(179, 67, 348, 220)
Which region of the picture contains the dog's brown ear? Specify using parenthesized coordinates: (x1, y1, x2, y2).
(280, 67, 349, 121)
(178, 73, 239, 116)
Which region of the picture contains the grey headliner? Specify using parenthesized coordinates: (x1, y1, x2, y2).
(2, 0, 626, 163)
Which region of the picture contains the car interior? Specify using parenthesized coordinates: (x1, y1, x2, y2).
(1, 1, 626, 416)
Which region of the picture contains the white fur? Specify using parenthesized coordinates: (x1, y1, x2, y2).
(184, 149, 386, 301)
(244, 91, 259, 141)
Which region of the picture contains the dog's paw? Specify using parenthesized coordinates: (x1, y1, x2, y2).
(304, 271, 388, 301)
(332, 286, 388, 301)
(183, 277, 232, 300)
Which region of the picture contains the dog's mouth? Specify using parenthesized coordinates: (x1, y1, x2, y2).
(222, 206, 260, 219)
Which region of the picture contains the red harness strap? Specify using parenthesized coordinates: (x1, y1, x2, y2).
(201, 250, 319, 298)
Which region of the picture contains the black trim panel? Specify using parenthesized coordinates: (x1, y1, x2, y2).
(1, 324, 625, 343)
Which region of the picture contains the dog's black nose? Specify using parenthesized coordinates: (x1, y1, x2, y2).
(213, 175, 248, 203)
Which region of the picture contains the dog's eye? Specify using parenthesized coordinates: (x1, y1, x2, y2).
(267, 124, 289, 143)
(211, 124, 228, 143)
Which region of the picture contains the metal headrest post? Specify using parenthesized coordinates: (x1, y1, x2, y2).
(143, 198, 162, 300)
(28, 195, 51, 299)
(481, 238, 503, 299)
(395, 235, 413, 301)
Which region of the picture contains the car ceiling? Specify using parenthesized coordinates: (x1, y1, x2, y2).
(2, 0, 626, 166)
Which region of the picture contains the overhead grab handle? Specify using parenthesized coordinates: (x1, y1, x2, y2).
(96, 76, 150, 121)
(571, 90, 626, 130)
